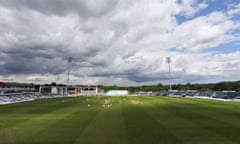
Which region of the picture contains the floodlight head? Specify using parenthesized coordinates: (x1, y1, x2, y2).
(68, 57, 73, 63)
(166, 57, 171, 63)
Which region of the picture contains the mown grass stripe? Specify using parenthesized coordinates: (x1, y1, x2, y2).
(74, 98, 128, 144)
(20, 107, 100, 144)
(1, 96, 240, 144)
(158, 97, 240, 143)
(0, 97, 100, 144)
(16, 97, 102, 144)
(123, 103, 183, 144)
(142, 96, 237, 144)
(0, 97, 86, 130)
(159, 97, 240, 127)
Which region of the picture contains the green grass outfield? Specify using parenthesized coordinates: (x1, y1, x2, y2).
(0, 96, 240, 144)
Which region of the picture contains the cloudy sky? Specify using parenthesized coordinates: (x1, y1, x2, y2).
(0, 0, 240, 86)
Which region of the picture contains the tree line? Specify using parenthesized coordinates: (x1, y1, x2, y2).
(33, 80, 240, 93)
(98, 81, 240, 93)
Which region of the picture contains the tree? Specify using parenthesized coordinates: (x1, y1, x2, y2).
(51, 82, 57, 86)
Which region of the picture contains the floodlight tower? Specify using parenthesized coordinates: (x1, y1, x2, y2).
(166, 57, 172, 91)
(67, 57, 73, 85)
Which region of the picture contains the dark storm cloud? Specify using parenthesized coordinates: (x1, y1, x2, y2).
(0, 0, 239, 85)
(0, 41, 104, 75)
(0, 45, 66, 75)
(0, 0, 118, 18)
(2, 45, 58, 59)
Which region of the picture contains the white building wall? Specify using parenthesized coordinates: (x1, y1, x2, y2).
(51, 87, 57, 94)
(105, 90, 128, 96)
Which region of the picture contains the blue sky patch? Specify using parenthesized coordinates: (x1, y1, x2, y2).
(204, 42, 240, 54)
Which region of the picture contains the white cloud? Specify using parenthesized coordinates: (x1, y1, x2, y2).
(179, 0, 208, 17)
(173, 12, 240, 51)
(0, 0, 240, 85)
(228, 3, 240, 16)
